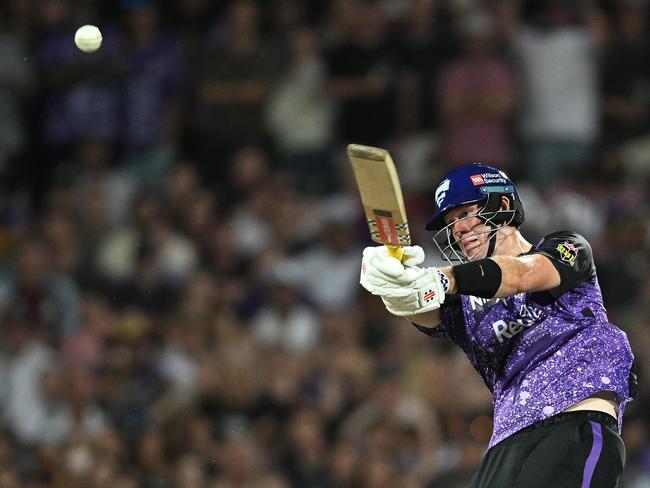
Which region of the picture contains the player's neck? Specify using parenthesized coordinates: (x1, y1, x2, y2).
(496, 227, 532, 257)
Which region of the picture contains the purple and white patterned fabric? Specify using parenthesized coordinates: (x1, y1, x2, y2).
(434, 231, 635, 448)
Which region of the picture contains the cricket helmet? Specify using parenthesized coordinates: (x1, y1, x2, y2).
(425, 163, 525, 231)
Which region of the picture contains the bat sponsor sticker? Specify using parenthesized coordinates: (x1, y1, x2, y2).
(556, 241, 578, 265)
(374, 213, 399, 246)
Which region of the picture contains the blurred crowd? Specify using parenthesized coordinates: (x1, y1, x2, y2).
(0, 0, 649, 486)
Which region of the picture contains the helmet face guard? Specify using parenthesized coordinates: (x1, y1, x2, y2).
(432, 193, 517, 264)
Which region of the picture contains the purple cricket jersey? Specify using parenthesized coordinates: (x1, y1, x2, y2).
(432, 231, 636, 449)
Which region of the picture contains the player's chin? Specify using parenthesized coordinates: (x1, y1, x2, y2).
(464, 245, 487, 261)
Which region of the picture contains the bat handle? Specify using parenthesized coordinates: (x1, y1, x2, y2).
(386, 245, 405, 262)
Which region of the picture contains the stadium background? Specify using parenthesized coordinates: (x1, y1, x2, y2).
(0, 0, 649, 486)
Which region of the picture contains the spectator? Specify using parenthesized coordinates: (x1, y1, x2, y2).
(0, 4, 34, 161)
(286, 196, 361, 312)
(0, 319, 55, 445)
(251, 270, 321, 356)
(324, 0, 397, 146)
(221, 145, 271, 213)
(396, 0, 456, 136)
(596, 212, 650, 320)
(193, 0, 279, 184)
(601, 0, 650, 177)
(36, 0, 122, 153)
(169, 0, 216, 68)
(95, 193, 197, 288)
(437, 10, 517, 169)
(120, 0, 187, 189)
(501, 0, 607, 187)
(0, 236, 81, 340)
(282, 408, 331, 486)
(266, 27, 336, 195)
(38, 366, 108, 446)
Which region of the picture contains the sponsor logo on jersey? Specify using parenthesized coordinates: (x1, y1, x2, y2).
(492, 304, 544, 343)
(469, 295, 501, 311)
(556, 241, 578, 265)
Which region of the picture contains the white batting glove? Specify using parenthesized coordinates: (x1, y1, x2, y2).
(381, 295, 421, 316)
(381, 266, 448, 315)
(360, 246, 425, 296)
(360, 246, 448, 315)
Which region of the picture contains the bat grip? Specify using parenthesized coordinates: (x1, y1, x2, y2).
(386, 245, 405, 262)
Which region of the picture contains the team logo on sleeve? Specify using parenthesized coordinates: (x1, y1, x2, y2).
(556, 241, 578, 265)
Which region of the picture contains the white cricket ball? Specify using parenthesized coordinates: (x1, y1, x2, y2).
(74, 24, 102, 53)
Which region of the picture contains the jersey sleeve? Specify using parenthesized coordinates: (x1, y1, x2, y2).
(528, 231, 597, 297)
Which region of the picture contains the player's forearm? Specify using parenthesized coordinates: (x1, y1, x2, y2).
(441, 256, 524, 297)
(441, 259, 519, 297)
(405, 309, 441, 328)
(441, 254, 558, 299)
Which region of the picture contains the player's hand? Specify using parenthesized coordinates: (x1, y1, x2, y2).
(380, 294, 427, 316)
(360, 245, 424, 296)
(383, 266, 447, 314)
(360, 246, 447, 314)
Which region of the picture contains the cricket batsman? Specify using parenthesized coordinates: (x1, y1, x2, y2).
(360, 163, 637, 487)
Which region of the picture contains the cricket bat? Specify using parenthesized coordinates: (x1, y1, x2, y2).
(347, 144, 410, 261)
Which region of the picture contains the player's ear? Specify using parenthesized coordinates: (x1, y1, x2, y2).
(500, 196, 511, 211)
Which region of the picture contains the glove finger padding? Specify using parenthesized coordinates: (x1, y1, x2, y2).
(370, 245, 425, 277)
(363, 245, 425, 278)
(363, 274, 414, 297)
(401, 245, 425, 267)
(360, 248, 401, 294)
(368, 253, 405, 279)
(360, 246, 406, 294)
(360, 246, 381, 292)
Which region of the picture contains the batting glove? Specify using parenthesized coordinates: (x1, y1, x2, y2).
(360, 246, 449, 315)
(381, 294, 422, 316)
(360, 245, 425, 296)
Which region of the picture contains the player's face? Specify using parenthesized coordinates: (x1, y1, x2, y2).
(443, 203, 492, 260)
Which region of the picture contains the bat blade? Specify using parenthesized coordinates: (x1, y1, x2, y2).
(347, 144, 410, 260)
